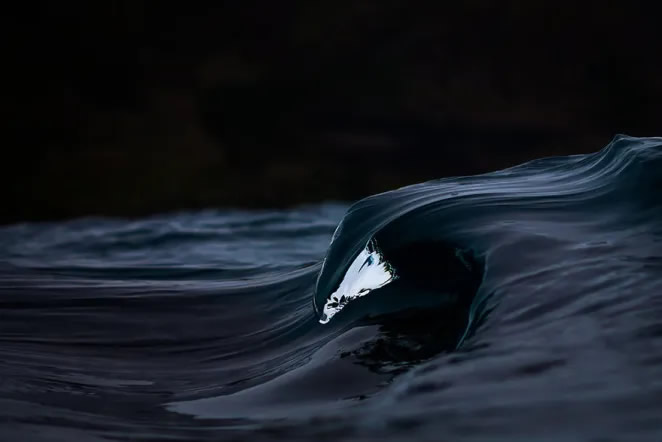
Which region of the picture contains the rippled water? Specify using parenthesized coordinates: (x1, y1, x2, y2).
(2, 135, 661, 441)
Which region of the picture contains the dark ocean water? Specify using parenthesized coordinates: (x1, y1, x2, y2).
(2, 135, 662, 441)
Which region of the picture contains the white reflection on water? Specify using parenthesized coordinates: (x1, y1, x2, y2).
(319, 239, 397, 324)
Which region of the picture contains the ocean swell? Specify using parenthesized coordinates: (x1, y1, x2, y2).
(315, 135, 662, 335)
(1, 135, 661, 441)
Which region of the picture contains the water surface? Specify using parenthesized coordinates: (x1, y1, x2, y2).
(1, 135, 661, 441)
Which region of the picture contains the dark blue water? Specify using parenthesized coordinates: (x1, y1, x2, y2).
(1, 135, 661, 441)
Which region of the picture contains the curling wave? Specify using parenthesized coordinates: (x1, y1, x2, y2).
(1, 135, 661, 441)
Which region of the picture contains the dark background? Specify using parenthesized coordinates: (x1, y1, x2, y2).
(4, 2, 662, 223)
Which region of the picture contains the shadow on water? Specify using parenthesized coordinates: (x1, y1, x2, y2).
(334, 240, 487, 374)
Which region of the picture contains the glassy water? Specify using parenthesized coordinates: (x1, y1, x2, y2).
(2, 136, 661, 441)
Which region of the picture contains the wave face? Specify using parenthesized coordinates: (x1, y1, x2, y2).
(2, 135, 662, 441)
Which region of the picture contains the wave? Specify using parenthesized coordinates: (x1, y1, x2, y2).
(2, 136, 661, 440)
(315, 134, 662, 356)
